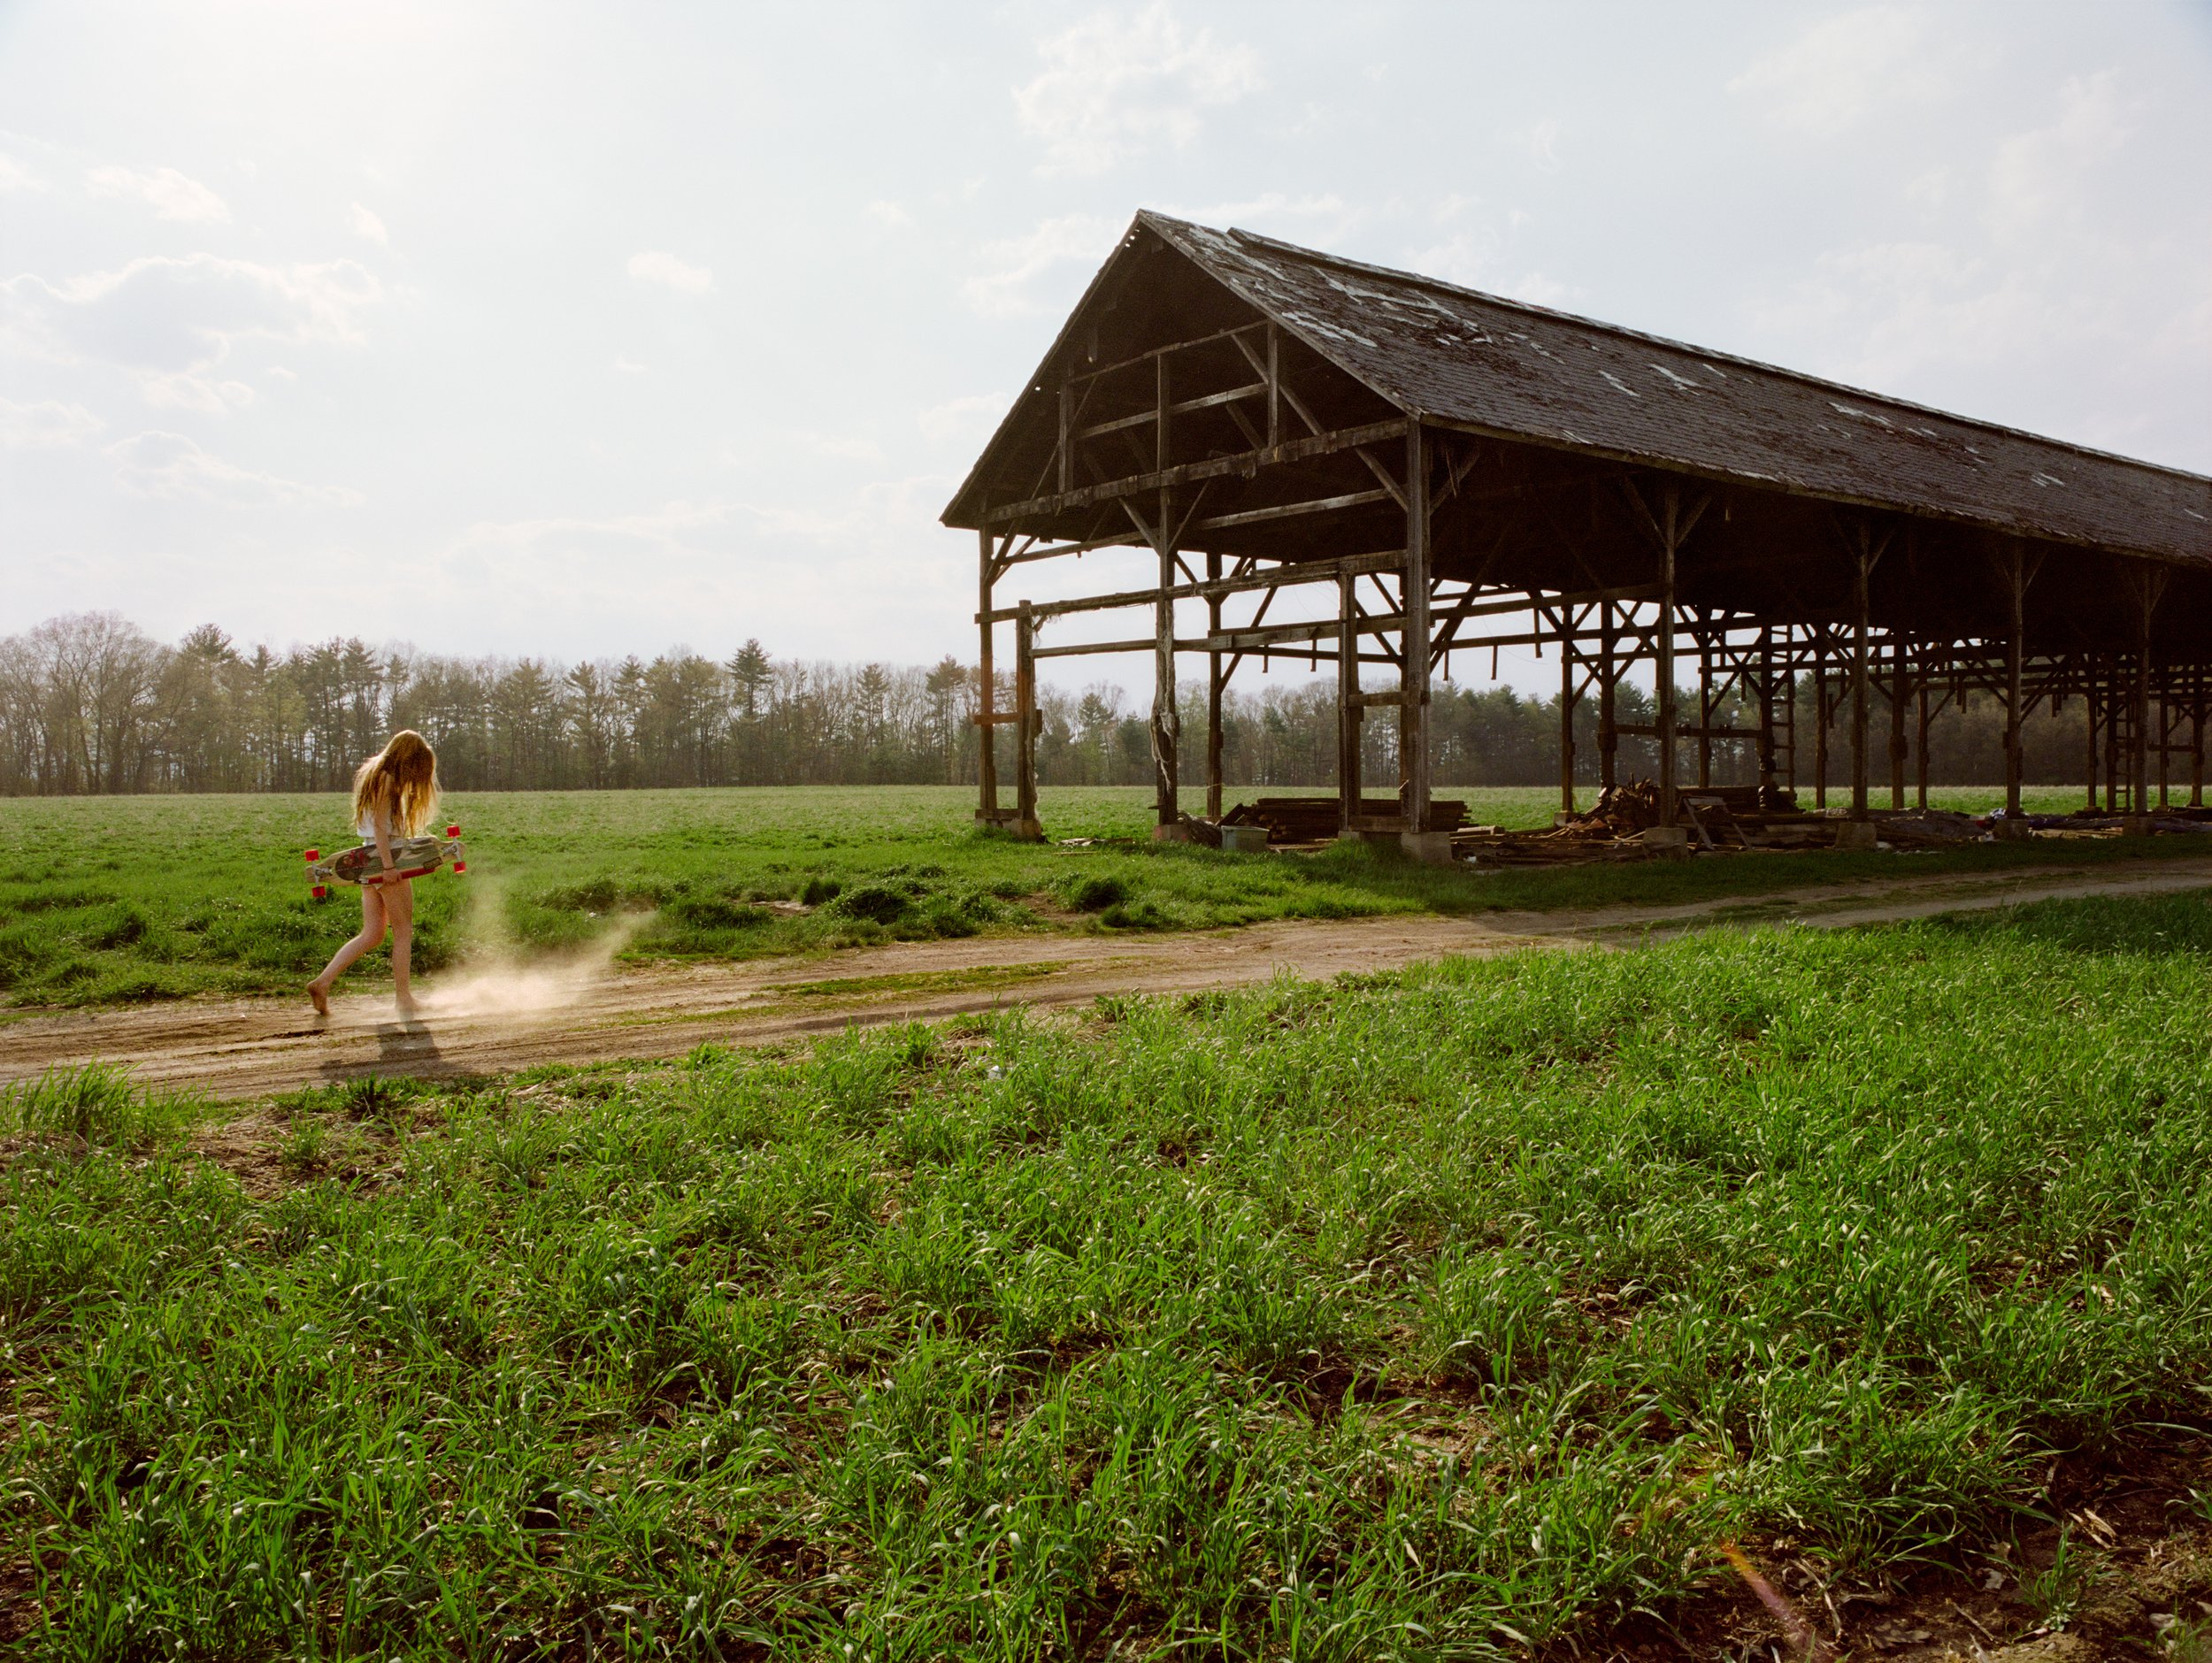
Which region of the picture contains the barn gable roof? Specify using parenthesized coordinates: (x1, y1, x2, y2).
(949, 211, 2212, 565)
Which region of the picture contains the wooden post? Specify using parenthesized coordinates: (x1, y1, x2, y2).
(1813, 637, 1829, 810)
(1150, 356, 1179, 829)
(1656, 489, 1680, 827)
(1014, 600, 1040, 838)
(977, 527, 999, 823)
(2085, 678, 2100, 811)
(1850, 533, 1873, 821)
(1696, 621, 1713, 791)
(1598, 600, 1617, 792)
(1781, 625, 1798, 797)
(2105, 665, 2120, 811)
(2004, 548, 2025, 818)
(2158, 684, 2170, 808)
(1888, 636, 1909, 809)
(1152, 539, 1179, 827)
(1337, 572, 1362, 833)
(1916, 678, 1931, 810)
(1056, 381, 1072, 495)
(2194, 673, 2205, 808)
(1205, 552, 1224, 822)
(1757, 626, 1778, 801)
(1559, 605, 1577, 814)
(2131, 563, 2160, 818)
(1400, 425, 1434, 836)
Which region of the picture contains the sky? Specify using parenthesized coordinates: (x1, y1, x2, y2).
(4, 0, 2209, 694)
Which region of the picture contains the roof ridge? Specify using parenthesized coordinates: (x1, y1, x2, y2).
(1139, 212, 2211, 490)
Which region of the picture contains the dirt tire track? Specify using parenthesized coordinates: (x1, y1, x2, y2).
(5, 854, 2208, 1100)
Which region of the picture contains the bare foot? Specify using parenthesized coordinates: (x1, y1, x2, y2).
(395, 993, 422, 1021)
(308, 982, 330, 1018)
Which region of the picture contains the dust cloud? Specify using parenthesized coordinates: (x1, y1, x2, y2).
(413, 876, 653, 1022)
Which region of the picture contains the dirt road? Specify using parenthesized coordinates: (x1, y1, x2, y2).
(5, 854, 2208, 1101)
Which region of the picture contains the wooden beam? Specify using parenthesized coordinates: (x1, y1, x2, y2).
(1193, 487, 1393, 531)
(979, 548, 1403, 625)
(1065, 320, 1264, 387)
(1075, 381, 1268, 441)
(979, 418, 1409, 526)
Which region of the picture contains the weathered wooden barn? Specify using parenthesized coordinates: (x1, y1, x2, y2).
(942, 212, 2212, 853)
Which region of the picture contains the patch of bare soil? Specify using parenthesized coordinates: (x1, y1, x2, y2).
(1579, 1434, 2212, 1663)
(1, 854, 2208, 1102)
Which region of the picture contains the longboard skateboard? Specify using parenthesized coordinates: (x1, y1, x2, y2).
(305, 826, 466, 899)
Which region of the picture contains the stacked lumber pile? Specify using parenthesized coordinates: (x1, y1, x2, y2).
(1871, 809, 1989, 847)
(1221, 797, 1466, 844)
(1454, 780, 1840, 863)
(1453, 780, 1663, 865)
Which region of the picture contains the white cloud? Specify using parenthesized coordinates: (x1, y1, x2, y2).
(1517, 117, 1563, 171)
(85, 164, 231, 223)
(739, 475, 957, 550)
(864, 199, 913, 230)
(0, 396, 104, 447)
(1751, 70, 2163, 403)
(349, 202, 388, 244)
(802, 432, 884, 463)
(918, 392, 1008, 445)
(142, 371, 256, 413)
(627, 249, 713, 294)
(3, 254, 382, 411)
(0, 154, 44, 194)
(964, 213, 1120, 317)
(1728, 5, 1944, 134)
(1165, 191, 1350, 234)
(1504, 272, 1581, 310)
(455, 500, 736, 560)
(613, 356, 648, 374)
(1985, 71, 2131, 240)
(1013, 2, 1263, 175)
(429, 488, 970, 656)
(1404, 228, 1504, 291)
(107, 431, 362, 506)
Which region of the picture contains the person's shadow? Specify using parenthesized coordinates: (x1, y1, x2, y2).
(318, 1013, 448, 1084)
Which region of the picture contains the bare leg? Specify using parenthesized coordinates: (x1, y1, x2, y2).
(309, 885, 389, 1014)
(387, 877, 419, 1015)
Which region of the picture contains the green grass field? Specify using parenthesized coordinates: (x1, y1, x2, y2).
(5, 891, 2211, 1656)
(0, 784, 2175, 1008)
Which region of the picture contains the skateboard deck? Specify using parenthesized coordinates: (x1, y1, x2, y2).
(304, 826, 465, 896)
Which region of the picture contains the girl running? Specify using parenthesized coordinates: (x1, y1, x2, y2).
(308, 730, 440, 1017)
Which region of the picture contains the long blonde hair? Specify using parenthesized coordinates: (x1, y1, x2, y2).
(351, 730, 440, 837)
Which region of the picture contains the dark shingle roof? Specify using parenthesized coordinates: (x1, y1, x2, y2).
(1139, 212, 2212, 566)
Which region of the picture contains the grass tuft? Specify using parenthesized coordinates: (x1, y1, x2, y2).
(1, 1061, 201, 1148)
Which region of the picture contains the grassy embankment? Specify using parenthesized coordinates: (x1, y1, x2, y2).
(4, 891, 2211, 1654)
(0, 783, 2188, 1008)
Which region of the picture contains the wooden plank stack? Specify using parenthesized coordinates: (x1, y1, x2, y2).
(1220, 797, 1468, 845)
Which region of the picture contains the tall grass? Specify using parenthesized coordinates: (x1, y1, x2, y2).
(4, 892, 2211, 1656)
(1, 784, 2176, 1008)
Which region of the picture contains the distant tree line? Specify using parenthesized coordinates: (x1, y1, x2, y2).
(0, 610, 2124, 798)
